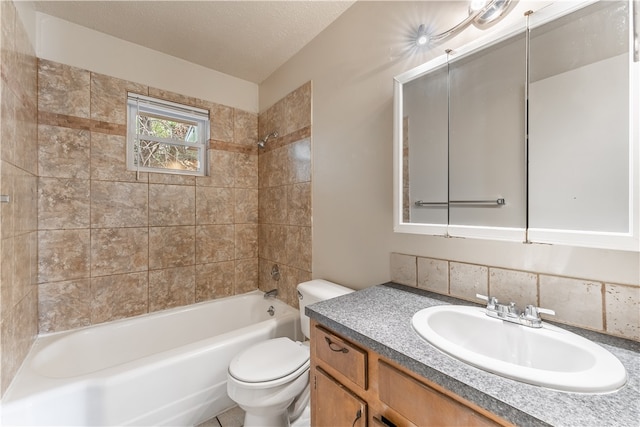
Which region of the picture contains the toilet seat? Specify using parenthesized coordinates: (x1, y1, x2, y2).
(229, 337, 310, 388)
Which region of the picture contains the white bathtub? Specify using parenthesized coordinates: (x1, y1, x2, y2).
(1, 290, 301, 426)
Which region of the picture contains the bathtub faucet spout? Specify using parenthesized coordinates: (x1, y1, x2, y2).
(264, 289, 278, 299)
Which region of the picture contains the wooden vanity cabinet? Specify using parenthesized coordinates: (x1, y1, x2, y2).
(310, 321, 513, 427)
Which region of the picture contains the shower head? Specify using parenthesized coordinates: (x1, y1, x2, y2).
(258, 131, 279, 149)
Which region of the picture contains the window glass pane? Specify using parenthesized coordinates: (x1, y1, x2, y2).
(134, 139, 201, 172)
(137, 113, 199, 143)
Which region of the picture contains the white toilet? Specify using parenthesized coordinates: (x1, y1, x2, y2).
(227, 279, 353, 427)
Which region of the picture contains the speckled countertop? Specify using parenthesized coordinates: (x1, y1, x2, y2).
(306, 283, 640, 427)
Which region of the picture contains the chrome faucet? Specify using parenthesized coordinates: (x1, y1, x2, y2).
(476, 294, 555, 328)
(264, 289, 278, 299)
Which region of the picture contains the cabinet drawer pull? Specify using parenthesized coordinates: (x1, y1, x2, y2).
(325, 336, 349, 353)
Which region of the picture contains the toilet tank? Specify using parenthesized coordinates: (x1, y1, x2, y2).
(297, 279, 353, 339)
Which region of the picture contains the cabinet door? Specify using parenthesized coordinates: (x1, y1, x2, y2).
(312, 367, 366, 427)
(378, 361, 505, 427)
(528, 0, 638, 251)
(448, 32, 527, 233)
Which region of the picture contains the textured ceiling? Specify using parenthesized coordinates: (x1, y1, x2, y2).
(33, 1, 355, 84)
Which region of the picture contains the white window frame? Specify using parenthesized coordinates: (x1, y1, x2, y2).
(127, 93, 210, 176)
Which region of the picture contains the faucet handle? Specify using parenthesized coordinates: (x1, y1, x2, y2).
(524, 304, 555, 319)
(476, 294, 498, 309)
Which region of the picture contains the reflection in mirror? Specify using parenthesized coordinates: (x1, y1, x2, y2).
(402, 66, 448, 225)
(449, 33, 526, 230)
(528, 1, 630, 233)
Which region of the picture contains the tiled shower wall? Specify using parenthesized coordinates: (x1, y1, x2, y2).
(0, 1, 39, 395)
(257, 82, 312, 308)
(37, 59, 261, 333)
(391, 253, 640, 341)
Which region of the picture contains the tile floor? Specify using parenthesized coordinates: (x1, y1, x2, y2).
(197, 406, 245, 427)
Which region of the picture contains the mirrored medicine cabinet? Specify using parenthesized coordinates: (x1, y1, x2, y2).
(393, 0, 639, 251)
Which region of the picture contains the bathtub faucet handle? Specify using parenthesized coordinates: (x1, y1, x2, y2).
(264, 289, 278, 299)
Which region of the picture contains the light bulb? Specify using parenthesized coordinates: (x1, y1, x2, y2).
(469, 0, 488, 12)
(415, 24, 429, 47)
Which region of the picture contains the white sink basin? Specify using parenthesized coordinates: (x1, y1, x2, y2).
(411, 305, 627, 393)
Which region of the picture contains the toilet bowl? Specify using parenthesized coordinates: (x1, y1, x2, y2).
(226, 280, 353, 427)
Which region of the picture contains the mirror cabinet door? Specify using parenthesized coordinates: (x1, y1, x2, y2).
(528, 0, 637, 250)
(402, 67, 448, 226)
(395, 0, 638, 251)
(448, 33, 527, 235)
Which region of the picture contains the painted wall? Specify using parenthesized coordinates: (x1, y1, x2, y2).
(259, 1, 639, 289)
(35, 13, 258, 113)
(0, 0, 39, 395)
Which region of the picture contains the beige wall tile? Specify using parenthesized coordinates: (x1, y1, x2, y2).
(91, 272, 148, 324)
(91, 228, 148, 276)
(14, 169, 37, 234)
(195, 187, 233, 225)
(236, 258, 259, 294)
(235, 153, 258, 188)
(38, 229, 90, 283)
(149, 184, 195, 226)
(235, 188, 258, 224)
(91, 73, 147, 124)
(38, 178, 90, 229)
(234, 109, 258, 146)
(38, 125, 90, 179)
(196, 224, 235, 264)
(38, 279, 91, 333)
(2, 289, 38, 394)
(236, 224, 258, 260)
(261, 99, 285, 141)
(91, 181, 148, 228)
(489, 268, 538, 309)
(149, 266, 195, 312)
(148, 87, 198, 107)
(287, 139, 311, 184)
(149, 226, 195, 269)
(258, 147, 287, 188)
(2, 8, 39, 395)
(450, 262, 488, 302)
(195, 261, 235, 302)
(259, 186, 287, 225)
(287, 182, 311, 226)
(209, 103, 234, 143)
(417, 257, 448, 294)
(390, 253, 417, 287)
(540, 275, 603, 330)
(605, 284, 639, 340)
(285, 81, 312, 135)
(38, 60, 90, 117)
(198, 149, 234, 187)
(259, 224, 286, 264)
(0, 162, 17, 240)
(1, 84, 18, 165)
(149, 172, 195, 186)
(91, 132, 146, 182)
(285, 226, 312, 272)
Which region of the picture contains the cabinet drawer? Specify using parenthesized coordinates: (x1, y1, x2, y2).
(314, 326, 367, 389)
(378, 361, 505, 427)
(313, 367, 366, 427)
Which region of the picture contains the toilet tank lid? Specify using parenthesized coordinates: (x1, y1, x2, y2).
(229, 337, 309, 383)
(297, 279, 353, 299)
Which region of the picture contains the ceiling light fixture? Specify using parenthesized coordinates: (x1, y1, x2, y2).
(415, 0, 513, 47)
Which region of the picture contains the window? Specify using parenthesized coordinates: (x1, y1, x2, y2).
(127, 93, 209, 176)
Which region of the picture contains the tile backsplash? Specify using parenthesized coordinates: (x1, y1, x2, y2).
(391, 252, 639, 341)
